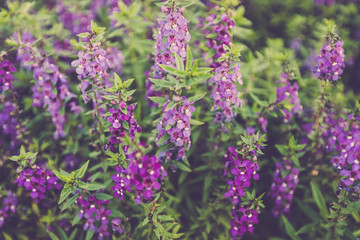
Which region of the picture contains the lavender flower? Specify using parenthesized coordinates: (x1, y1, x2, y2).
(105, 103, 142, 152)
(156, 98, 195, 160)
(204, 13, 242, 123)
(230, 205, 260, 239)
(56, 1, 94, 35)
(223, 146, 260, 205)
(71, 33, 112, 103)
(0, 56, 16, 92)
(146, 5, 191, 105)
(111, 151, 167, 204)
(276, 72, 302, 123)
(16, 32, 77, 139)
(210, 62, 242, 123)
(329, 115, 360, 187)
(112, 218, 124, 234)
(0, 191, 17, 228)
(0, 101, 22, 148)
(14, 164, 62, 202)
(315, 35, 345, 81)
(270, 160, 299, 217)
(76, 194, 111, 238)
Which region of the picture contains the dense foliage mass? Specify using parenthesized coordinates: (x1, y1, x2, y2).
(0, 0, 360, 239)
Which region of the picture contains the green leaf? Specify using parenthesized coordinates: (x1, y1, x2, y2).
(58, 185, 72, 204)
(95, 193, 113, 200)
(159, 64, 187, 78)
(123, 78, 134, 88)
(188, 92, 207, 102)
(158, 215, 174, 222)
(175, 161, 191, 172)
(185, 45, 193, 72)
(190, 119, 204, 126)
(8, 156, 19, 162)
(281, 216, 300, 240)
(148, 97, 168, 105)
(149, 78, 174, 88)
(77, 32, 91, 38)
(142, 217, 150, 226)
(69, 229, 78, 240)
(74, 160, 89, 179)
(249, 93, 269, 107)
(292, 156, 300, 168)
(310, 181, 329, 219)
(47, 231, 60, 240)
(72, 213, 81, 226)
(275, 145, 288, 155)
(61, 193, 79, 212)
(113, 73, 123, 88)
(162, 232, 185, 239)
(85, 230, 94, 240)
(20, 145, 26, 156)
(79, 183, 106, 191)
(53, 170, 70, 182)
(191, 59, 199, 73)
(175, 53, 184, 71)
(157, 134, 170, 145)
(165, 101, 179, 112)
(2, 232, 12, 240)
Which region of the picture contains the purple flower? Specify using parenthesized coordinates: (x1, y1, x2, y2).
(0, 191, 18, 228)
(105, 103, 142, 152)
(223, 146, 260, 205)
(15, 32, 78, 139)
(111, 150, 167, 204)
(156, 98, 195, 160)
(0, 56, 16, 92)
(276, 72, 302, 123)
(270, 160, 299, 217)
(14, 164, 61, 203)
(230, 205, 260, 239)
(315, 36, 345, 81)
(76, 194, 112, 237)
(112, 218, 124, 234)
(145, 6, 191, 106)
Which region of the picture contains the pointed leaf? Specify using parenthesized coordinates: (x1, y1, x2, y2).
(186, 45, 193, 72)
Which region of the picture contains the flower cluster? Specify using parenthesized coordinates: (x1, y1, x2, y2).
(111, 152, 167, 204)
(270, 160, 300, 217)
(223, 146, 260, 205)
(315, 36, 345, 81)
(14, 164, 62, 202)
(146, 6, 190, 104)
(111, 218, 124, 234)
(156, 98, 195, 160)
(0, 56, 16, 92)
(56, 1, 93, 35)
(0, 191, 17, 228)
(276, 72, 302, 123)
(230, 204, 260, 239)
(16, 32, 76, 138)
(71, 34, 112, 103)
(76, 194, 112, 239)
(105, 103, 142, 152)
(0, 101, 21, 148)
(224, 132, 266, 238)
(210, 62, 242, 123)
(203, 13, 242, 124)
(329, 114, 360, 187)
(322, 111, 347, 152)
(203, 13, 235, 67)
